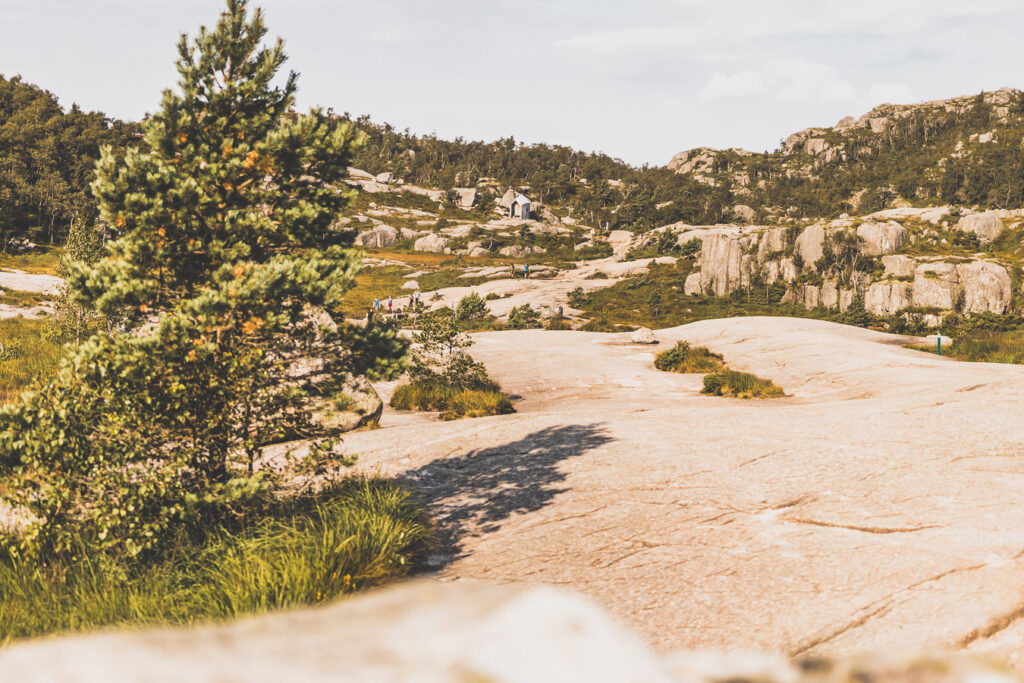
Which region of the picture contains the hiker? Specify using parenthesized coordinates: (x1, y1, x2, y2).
(523, 263, 530, 279)
(414, 289, 421, 306)
(366, 308, 374, 324)
(508, 263, 515, 279)
(373, 297, 380, 312)
(387, 295, 393, 313)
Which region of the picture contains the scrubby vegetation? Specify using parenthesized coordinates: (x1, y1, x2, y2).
(654, 342, 724, 373)
(392, 307, 514, 419)
(508, 303, 542, 329)
(0, 318, 61, 404)
(701, 369, 785, 399)
(0, 477, 432, 642)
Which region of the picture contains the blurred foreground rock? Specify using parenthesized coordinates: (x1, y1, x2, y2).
(0, 579, 1020, 683)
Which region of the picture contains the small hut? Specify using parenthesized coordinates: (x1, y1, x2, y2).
(510, 193, 531, 219)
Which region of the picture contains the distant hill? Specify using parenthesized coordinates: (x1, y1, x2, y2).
(666, 88, 1024, 221)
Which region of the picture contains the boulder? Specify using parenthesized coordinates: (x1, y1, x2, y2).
(454, 187, 477, 209)
(732, 204, 756, 222)
(856, 220, 909, 256)
(468, 246, 490, 258)
(401, 280, 419, 291)
(630, 327, 657, 344)
(911, 263, 960, 310)
(442, 224, 474, 238)
(374, 171, 393, 184)
(794, 224, 825, 266)
(956, 211, 1005, 243)
(355, 225, 399, 249)
(574, 241, 594, 251)
(957, 261, 1012, 314)
(0, 581, 677, 683)
(865, 281, 912, 315)
(414, 233, 450, 253)
(882, 255, 916, 278)
(684, 272, 703, 295)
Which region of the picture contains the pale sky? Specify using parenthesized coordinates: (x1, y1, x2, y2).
(2, 0, 1024, 166)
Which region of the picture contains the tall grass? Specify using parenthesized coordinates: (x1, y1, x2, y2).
(701, 369, 785, 399)
(949, 330, 1024, 364)
(0, 318, 62, 404)
(390, 379, 515, 420)
(0, 477, 432, 642)
(654, 341, 724, 373)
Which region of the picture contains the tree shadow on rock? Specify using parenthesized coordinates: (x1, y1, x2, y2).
(401, 423, 613, 565)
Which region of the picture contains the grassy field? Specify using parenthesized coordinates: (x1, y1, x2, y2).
(0, 318, 62, 405)
(0, 248, 61, 276)
(914, 329, 1024, 364)
(0, 477, 433, 643)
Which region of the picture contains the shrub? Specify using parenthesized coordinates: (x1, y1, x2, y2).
(455, 292, 488, 322)
(508, 304, 541, 329)
(567, 286, 589, 308)
(701, 369, 785, 399)
(0, 477, 432, 641)
(654, 341, 724, 373)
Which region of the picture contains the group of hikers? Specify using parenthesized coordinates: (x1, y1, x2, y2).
(369, 290, 421, 322)
(508, 263, 531, 279)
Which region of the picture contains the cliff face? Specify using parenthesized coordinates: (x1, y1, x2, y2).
(646, 205, 1023, 317)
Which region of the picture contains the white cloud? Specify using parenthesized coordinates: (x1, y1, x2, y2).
(700, 61, 855, 103)
(557, 0, 1014, 54)
(699, 70, 764, 100)
(367, 30, 408, 44)
(864, 82, 918, 105)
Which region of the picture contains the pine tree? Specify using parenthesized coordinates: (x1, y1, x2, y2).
(0, 0, 406, 560)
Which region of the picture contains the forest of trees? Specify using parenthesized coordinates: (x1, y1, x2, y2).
(3, 74, 1024, 249)
(0, 75, 139, 250)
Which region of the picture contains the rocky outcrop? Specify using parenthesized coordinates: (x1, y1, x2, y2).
(732, 204, 756, 222)
(684, 272, 703, 295)
(912, 263, 961, 310)
(607, 230, 634, 259)
(795, 224, 825, 265)
(697, 234, 746, 296)
(865, 281, 913, 315)
(414, 233, 451, 253)
(856, 220, 909, 255)
(882, 255, 916, 278)
(355, 225, 417, 249)
(958, 260, 1012, 314)
(956, 211, 1005, 243)
(499, 245, 547, 258)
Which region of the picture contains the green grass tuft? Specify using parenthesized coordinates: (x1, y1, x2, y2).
(654, 341, 724, 373)
(390, 379, 515, 420)
(0, 477, 432, 642)
(701, 369, 785, 399)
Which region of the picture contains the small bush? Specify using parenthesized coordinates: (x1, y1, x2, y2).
(654, 342, 724, 373)
(567, 287, 589, 308)
(701, 369, 785, 399)
(545, 317, 573, 330)
(508, 304, 541, 329)
(390, 379, 514, 420)
(455, 293, 488, 322)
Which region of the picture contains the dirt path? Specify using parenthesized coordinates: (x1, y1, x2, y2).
(353, 317, 1024, 665)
